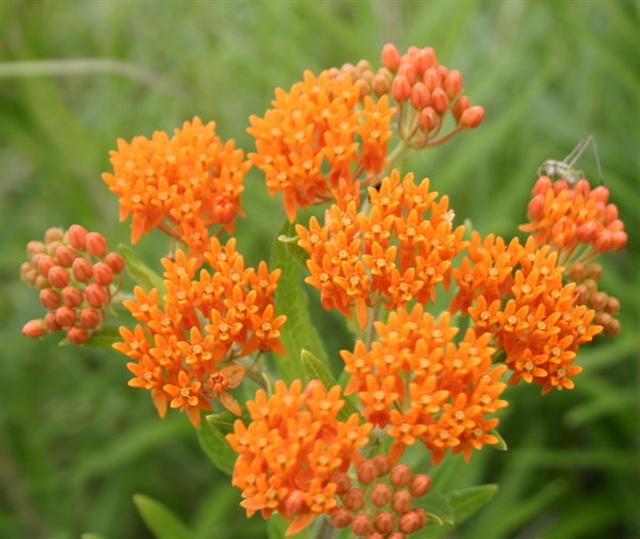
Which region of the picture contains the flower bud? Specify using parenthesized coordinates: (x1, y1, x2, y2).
(368, 533, 384, 539)
(79, 308, 102, 329)
(48, 266, 69, 288)
(357, 459, 378, 484)
(343, 487, 365, 511)
(373, 73, 390, 97)
(391, 75, 411, 102)
(20, 262, 36, 284)
(93, 262, 114, 286)
(39, 288, 61, 310)
(67, 326, 89, 344)
(381, 43, 401, 71)
(388, 533, 405, 539)
(61, 286, 84, 308)
(72, 257, 93, 282)
(410, 82, 431, 110)
(453, 96, 470, 120)
(603, 318, 621, 337)
(85, 283, 109, 308)
(45, 227, 65, 243)
(374, 511, 394, 533)
(594, 230, 613, 252)
(399, 510, 423, 534)
(418, 107, 439, 132)
(590, 185, 609, 204)
(372, 454, 390, 476)
(572, 179, 590, 195)
(331, 472, 351, 494)
(212, 196, 236, 224)
(416, 47, 436, 74)
(37, 255, 57, 277)
(605, 296, 620, 315)
(44, 311, 61, 331)
(284, 490, 307, 516)
(22, 319, 47, 337)
(437, 65, 450, 80)
(444, 70, 462, 99)
(351, 514, 373, 536)
(55, 306, 76, 328)
(586, 263, 602, 280)
(398, 63, 417, 85)
(390, 464, 412, 487)
(85, 232, 107, 257)
(409, 474, 431, 497)
(594, 312, 612, 328)
(371, 483, 392, 507)
(611, 230, 628, 250)
(460, 106, 485, 128)
(34, 275, 49, 289)
(431, 88, 449, 115)
(392, 490, 413, 514)
(567, 262, 585, 281)
(54, 245, 77, 267)
(527, 195, 545, 220)
(422, 68, 440, 91)
(27, 241, 46, 256)
(67, 224, 88, 250)
(329, 508, 351, 528)
(576, 222, 598, 243)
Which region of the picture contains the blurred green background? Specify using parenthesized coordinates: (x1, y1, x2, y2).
(1, 1, 638, 538)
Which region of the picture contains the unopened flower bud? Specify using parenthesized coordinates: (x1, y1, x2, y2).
(39, 288, 61, 310)
(27, 241, 46, 256)
(343, 487, 365, 511)
(611, 230, 628, 250)
(331, 472, 351, 494)
(34, 275, 49, 289)
(85, 232, 107, 257)
(553, 180, 569, 194)
(460, 105, 485, 128)
(590, 185, 610, 204)
(284, 490, 307, 516)
(54, 245, 77, 267)
(55, 306, 76, 328)
(603, 318, 621, 336)
(67, 326, 89, 344)
(79, 308, 102, 329)
(388, 533, 405, 539)
(594, 312, 612, 328)
(372, 454, 390, 476)
(374, 511, 394, 533)
(85, 283, 109, 308)
(605, 297, 620, 315)
(329, 508, 351, 528)
(303, 379, 324, 398)
(416, 47, 436, 73)
(351, 514, 373, 536)
(444, 69, 462, 99)
(371, 483, 392, 507)
(390, 464, 412, 487)
(418, 107, 439, 132)
(437, 65, 450, 80)
(527, 195, 545, 220)
(399, 510, 423, 534)
(381, 43, 401, 71)
(213, 196, 236, 224)
(72, 258, 93, 282)
(22, 319, 47, 337)
(392, 490, 413, 514)
(44, 311, 61, 331)
(67, 224, 88, 250)
(373, 73, 390, 97)
(44, 227, 65, 243)
(573, 179, 590, 195)
(20, 262, 35, 282)
(61, 286, 84, 308)
(368, 533, 384, 539)
(422, 68, 440, 91)
(48, 266, 69, 288)
(576, 222, 598, 243)
(591, 291, 608, 311)
(604, 204, 619, 223)
(431, 87, 449, 115)
(567, 262, 585, 281)
(453, 96, 470, 120)
(533, 176, 552, 195)
(391, 75, 411, 102)
(409, 474, 432, 497)
(93, 262, 114, 286)
(357, 459, 378, 484)
(37, 255, 57, 277)
(410, 82, 431, 110)
(594, 230, 613, 252)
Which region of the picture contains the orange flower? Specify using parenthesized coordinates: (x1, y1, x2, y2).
(102, 117, 251, 254)
(340, 305, 507, 464)
(114, 237, 285, 426)
(248, 70, 395, 221)
(296, 169, 466, 328)
(226, 380, 372, 535)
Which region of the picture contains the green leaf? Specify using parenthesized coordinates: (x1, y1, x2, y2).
(301, 349, 358, 419)
(270, 221, 328, 382)
(133, 493, 193, 539)
(82, 326, 121, 348)
(118, 243, 164, 291)
(277, 234, 309, 267)
(491, 428, 508, 451)
(267, 512, 313, 539)
(198, 415, 237, 475)
(448, 484, 498, 524)
(418, 492, 455, 526)
(81, 534, 108, 539)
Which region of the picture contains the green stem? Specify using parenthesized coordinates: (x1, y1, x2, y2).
(383, 140, 410, 175)
(314, 516, 337, 539)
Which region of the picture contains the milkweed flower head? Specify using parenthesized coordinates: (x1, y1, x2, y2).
(20, 224, 125, 344)
(452, 233, 602, 393)
(113, 237, 285, 426)
(102, 116, 251, 255)
(226, 380, 373, 536)
(296, 169, 466, 328)
(248, 70, 395, 221)
(341, 305, 507, 465)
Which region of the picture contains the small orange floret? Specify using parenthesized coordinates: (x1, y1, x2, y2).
(102, 117, 251, 255)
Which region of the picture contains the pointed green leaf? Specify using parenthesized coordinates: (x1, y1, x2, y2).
(417, 492, 455, 525)
(270, 221, 328, 382)
(82, 326, 121, 348)
(133, 494, 193, 539)
(277, 234, 309, 267)
(447, 484, 498, 524)
(118, 243, 164, 291)
(197, 417, 237, 475)
(491, 428, 508, 451)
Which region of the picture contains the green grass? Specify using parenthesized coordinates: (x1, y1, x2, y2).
(0, 1, 638, 538)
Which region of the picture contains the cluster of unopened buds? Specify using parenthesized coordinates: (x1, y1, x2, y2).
(21, 224, 124, 344)
(18, 42, 628, 539)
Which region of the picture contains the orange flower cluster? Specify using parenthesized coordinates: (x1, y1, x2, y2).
(380, 43, 485, 147)
(247, 70, 395, 221)
(102, 117, 251, 254)
(226, 380, 372, 536)
(452, 233, 602, 393)
(20, 224, 125, 344)
(521, 176, 627, 253)
(114, 237, 285, 426)
(341, 305, 507, 465)
(296, 170, 466, 328)
(329, 456, 432, 538)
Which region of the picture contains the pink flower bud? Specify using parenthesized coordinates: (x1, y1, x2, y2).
(343, 487, 365, 511)
(410, 82, 431, 110)
(55, 306, 76, 328)
(351, 514, 373, 536)
(460, 105, 485, 128)
(67, 326, 89, 344)
(418, 107, 439, 132)
(444, 70, 462, 99)
(85, 283, 109, 308)
(54, 245, 77, 267)
(374, 511, 394, 534)
(93, 262, 114, 286)
(453, 96, 470, 120)
(85, 232, 107, 257)
(22, 319, 47, 337)
(381, 43, 401, 71)
(27, 241, 46, 256)
(409, 474, 432, 497)
(399, 510, 422, 534)
(392, 490, 413, 514)
(67, 224, 88, 250)
(39, 288, 61, 310)
(79, 308, 102, 329)
(329, 508, 351, 528)
(391, 75, 411, 102)
(390, 464, 412, 487)
(44, 311, 61, 331)
(37, 255, 57, 277)
(61, 286, 84, 308)
(357, 459, 378, 484)
(45, 227, 65, 243)
(104, 252, 125, 274)
(371, 483, 392, 507)
(284, 490, 307, 516)
(72, 258, 93, 282)
(48, 266, 69, 288)
(431, 87, 449, 115)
